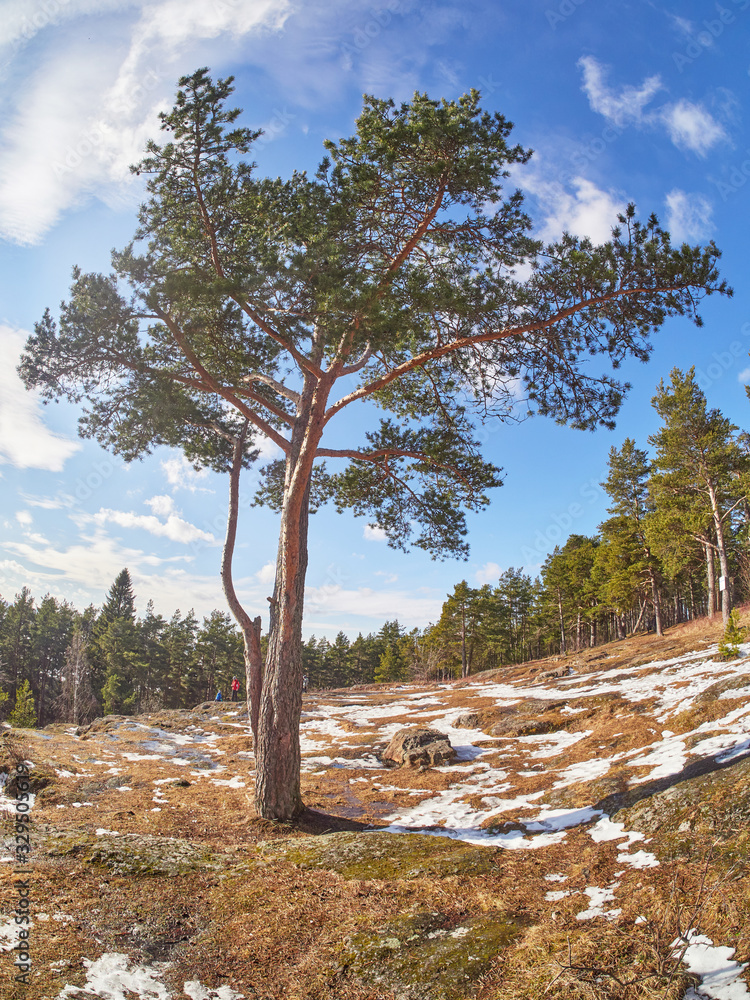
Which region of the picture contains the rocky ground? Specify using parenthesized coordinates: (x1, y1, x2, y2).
(1, 614, 749, 1000)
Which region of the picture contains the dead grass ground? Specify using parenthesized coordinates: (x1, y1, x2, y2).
(0, 614, 749, 999)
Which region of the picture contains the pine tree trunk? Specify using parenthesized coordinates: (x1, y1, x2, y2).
(254, 494, 308, 819)
(632, 600, 647, 634)
(706, 482, 732, 625)
(460, 607, 468, 678)
(557, 588, 566, 655)
(705, 541, 716, 618)
(647, 562, 663, 635)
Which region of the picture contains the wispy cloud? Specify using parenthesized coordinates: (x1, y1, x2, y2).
(665, 189, 714, 242)
(0, 326, 82, 471)
(578, 55, 663, 127)
(661, 100, 727, 157)
(363, 524, 388, 542)
(520, 166, 626, 244)
(0, 0, 292, 244)
(577, 56, 729, 158)
(161, 455, 212, 493)
(92, 496, 219, 545)
(475, 561, 502, 585)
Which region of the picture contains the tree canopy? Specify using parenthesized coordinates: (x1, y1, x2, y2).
(19, 69, 731, 818)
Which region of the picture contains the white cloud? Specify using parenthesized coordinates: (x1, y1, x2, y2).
(522, 169, 626, 244)
(363, 524, 388, 542)
(578, 55, 663, 127)
(2, 530, 159, 594)
(0, 0, 292, 244)
(304, 585, 442, 629)
(661, 100, 728, 157)
(0, 326, 82, 471)
(161, 455, 212, 493)
(144, 494, 175, 518)
(738, 368, 750, 385)
(0, 541, 232, 620)
(0, 0, 129, 51)
(93, 504, 218, 545)
(15, 510, 33, 527)
(256, 561, 276, 584)
(577, 56, 728, 158)
(665, 189, 714, 243)
(475, 561, 502, 585)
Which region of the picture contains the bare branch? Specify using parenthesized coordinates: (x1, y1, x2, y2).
(243, 371, 301, 404)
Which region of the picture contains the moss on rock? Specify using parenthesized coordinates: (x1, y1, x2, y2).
(337, 909, 523, 999)
(37, 827, 236, 876)
(257, 830, 499, 880)
(614, 756, 750, 866)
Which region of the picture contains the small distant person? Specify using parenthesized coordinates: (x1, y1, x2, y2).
(302, 674, 309, 693)
(215, 689, 222, 702)
(231, 676, 240, 702)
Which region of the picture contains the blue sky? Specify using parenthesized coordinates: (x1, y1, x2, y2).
(1, 0, 749, 637)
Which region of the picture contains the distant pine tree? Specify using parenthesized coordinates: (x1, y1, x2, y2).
(9, 680, 37, 728)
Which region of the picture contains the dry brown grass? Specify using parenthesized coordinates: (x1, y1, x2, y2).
(1, 614, 749, 998)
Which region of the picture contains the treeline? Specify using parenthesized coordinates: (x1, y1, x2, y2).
(3, 367, 748, 722)
(0, 569, 246, 726)
(421, 366, 750, 675)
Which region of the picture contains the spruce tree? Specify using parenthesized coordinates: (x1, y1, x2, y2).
(9, 680, 37, 729)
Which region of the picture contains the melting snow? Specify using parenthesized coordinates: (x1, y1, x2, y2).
(675, 930, 749, 1000)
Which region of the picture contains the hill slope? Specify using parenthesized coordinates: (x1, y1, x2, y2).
(1, 614, 749, 999)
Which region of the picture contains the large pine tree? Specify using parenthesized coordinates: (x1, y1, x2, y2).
(649, 369, 747, 624)
(20, 71, 730, 818)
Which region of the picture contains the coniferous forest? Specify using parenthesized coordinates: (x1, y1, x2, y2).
(3, 366, 750, 726)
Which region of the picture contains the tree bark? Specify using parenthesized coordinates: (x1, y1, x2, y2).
(631, 599, 647, 634)
(460, 606, 468, 678)
(705, 541, 716, 619)
(556, 588, 566, 655)
(706, 481, 732, 625)
(647, 559, 663, 635)
(253, 370, 331, 819)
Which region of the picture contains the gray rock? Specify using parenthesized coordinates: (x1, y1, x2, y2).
(383, 727, 457, 767)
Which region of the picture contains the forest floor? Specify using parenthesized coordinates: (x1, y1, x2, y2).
(1, 612, 750, 1000)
